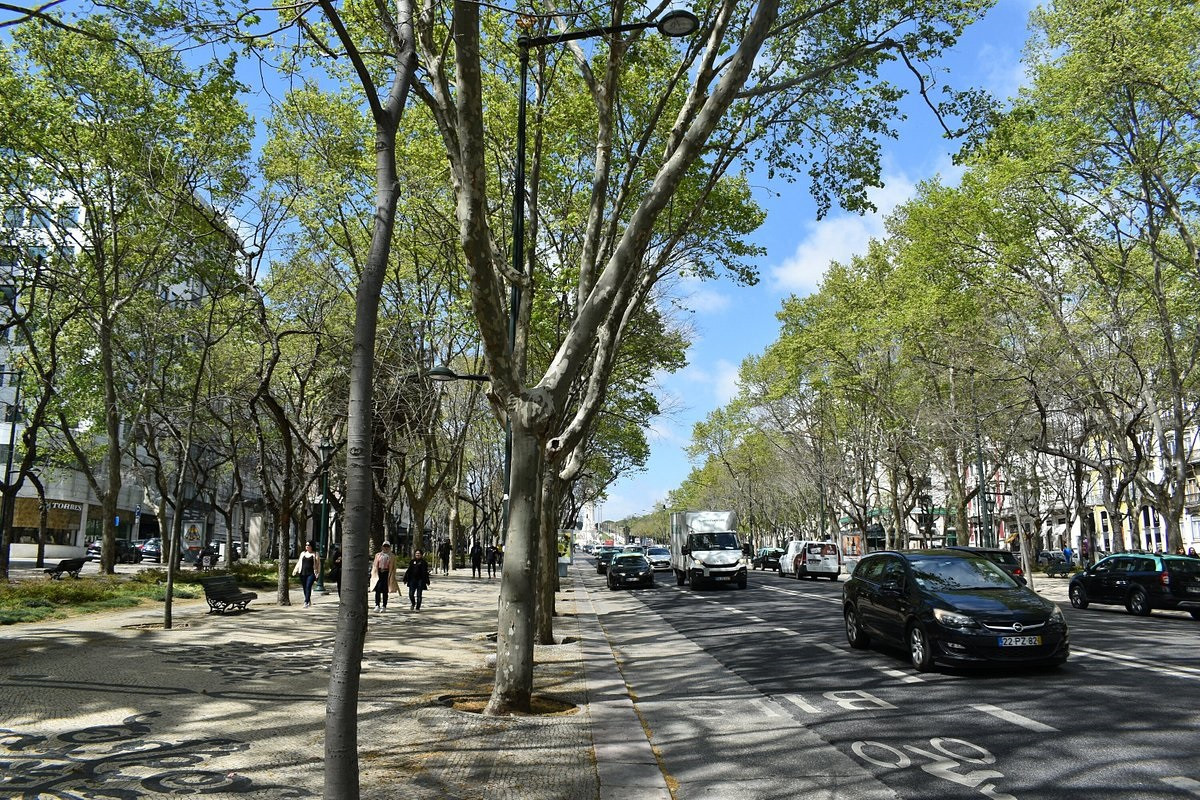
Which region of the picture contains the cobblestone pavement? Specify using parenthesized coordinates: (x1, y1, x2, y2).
(1, 566, 603, 800)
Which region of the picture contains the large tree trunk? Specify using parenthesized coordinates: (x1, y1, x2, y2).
(323, 0, 414, 784)
(485, 417, 542, 714)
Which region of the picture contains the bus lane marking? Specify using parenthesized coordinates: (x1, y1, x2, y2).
(850, 737, 1016, 800)
(875, 666, 924, 684)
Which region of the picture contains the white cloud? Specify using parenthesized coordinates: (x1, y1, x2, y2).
(685, 287, 732, 313)
(678, 359, 741, 405)
(768, 172, 919, 293)
(714, 359, 740, 404)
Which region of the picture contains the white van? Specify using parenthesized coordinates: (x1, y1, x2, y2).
(780, 540, 842, 581)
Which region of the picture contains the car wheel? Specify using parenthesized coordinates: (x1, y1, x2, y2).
(675, 570, 685, 586)
(738, 575, 747, 590)
(908, 622, 935, 672)
(1069, 583, 1088, 609)
(845, 606, 870, 649)
(1126, 588, 1151, 616)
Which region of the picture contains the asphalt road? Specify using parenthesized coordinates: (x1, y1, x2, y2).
(582, 557, 1200, 800)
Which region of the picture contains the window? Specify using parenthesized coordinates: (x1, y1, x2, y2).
(2, 206, 22, 228)
(57, 205, 79, 228)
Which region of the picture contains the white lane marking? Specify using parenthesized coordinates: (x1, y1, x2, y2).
(1162, 777, 1200, 796)
(875, 666, 924, 684)
(760, 584, 843, 605)
(778, 693, 820, 714)
(774, 627, 799, 636)
(972, 703, 1058, 732)
(1073, 646, 1200, 681)
(724, 607, 747, 614)
(815, 641, 843, 655)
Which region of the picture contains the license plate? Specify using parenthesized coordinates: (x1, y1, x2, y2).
(626, 576, 640, 582)
(998, 636, 1042, 647)
(714, 576, 730, 581)
(1188, 584, 1200, 594)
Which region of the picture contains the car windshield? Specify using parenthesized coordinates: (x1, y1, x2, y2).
(689, 532, 740, 551)
(908, 556, 1016, 591)
(613, 555, 646, 567)
(647, 548, 669, 557)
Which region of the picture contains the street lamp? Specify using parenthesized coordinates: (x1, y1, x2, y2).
(507, 9, 700, 543)
(316, 437, 334, 592)
(0, 370, 21, 575)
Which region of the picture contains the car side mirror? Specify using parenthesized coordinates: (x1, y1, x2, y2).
(681, 546, 690, 555)
(1015, 575, 1027, 586)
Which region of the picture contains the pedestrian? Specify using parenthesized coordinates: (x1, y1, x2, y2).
(1176, 546, 1186, 555)
(470, 539, 483, 578)
(1188, 547, 1198, 558)
(486, 543, 498, 579)
(438, 540, 451, 576)
(404, 549, 432, 611)
(292, 541, 321, 608)
(328, 546, 343, 596)
(1062, 545, 1073, 567)
(371, 543, 397, 612)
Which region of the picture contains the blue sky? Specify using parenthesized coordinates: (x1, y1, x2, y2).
(601, 0, 1037, 521)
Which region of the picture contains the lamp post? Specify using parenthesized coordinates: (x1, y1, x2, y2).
(315, 437, 334, 592)
(0, 370, 21, 577)
(506, 8, 698, 544)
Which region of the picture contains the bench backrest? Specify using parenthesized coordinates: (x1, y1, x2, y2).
(57, 558, 86, 569)
(198, 575, 240, 594)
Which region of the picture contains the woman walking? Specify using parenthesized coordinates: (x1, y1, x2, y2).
(292, 541, 321, 608)
(370, 543, 397, 612)
(403, 550, 432, 611)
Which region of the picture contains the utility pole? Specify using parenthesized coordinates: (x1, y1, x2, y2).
(970, 368, 992, 547)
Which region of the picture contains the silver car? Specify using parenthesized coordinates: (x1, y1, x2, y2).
(645, 546, 672, 571)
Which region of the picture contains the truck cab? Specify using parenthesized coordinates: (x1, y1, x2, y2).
(670, 511, 747, 589)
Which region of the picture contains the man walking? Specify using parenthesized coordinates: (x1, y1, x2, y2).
(470, 539, 483, 579)
(438, 540, 451, 575)
(403, 550, 431, 611)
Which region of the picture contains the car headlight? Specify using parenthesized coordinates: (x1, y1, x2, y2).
(933, 608, 979, 630)
(1050, 605, 1065, 624)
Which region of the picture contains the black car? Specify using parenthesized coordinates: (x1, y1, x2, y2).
(947, 546, 1025, 582)
(86, 539, 143, 564)
(607, 553, 654, 590)
(595, 547, 617, 574)
(842, 549, 1069, 671)
(751, 547, 785, 571)
(1068, 553, 1200, 618)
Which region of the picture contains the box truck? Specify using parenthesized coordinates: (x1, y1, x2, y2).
(670, 511, 747, 589)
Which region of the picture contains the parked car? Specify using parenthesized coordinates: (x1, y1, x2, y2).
(644, 546, 672, 572)
(1068, 553, 1200, 618)
(948, 546, 1025, 583)
(136, 538, 162, 562)
(842, 549, 1070, 671)
(781, 540, 842, 580)
(751, 547, 785, 571)
(86, 539, 143, 563)
(607, 553, 654, 590)
(1038, 550, 1066, 565)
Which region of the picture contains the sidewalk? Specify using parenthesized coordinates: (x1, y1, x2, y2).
(0, 562, 669, 799)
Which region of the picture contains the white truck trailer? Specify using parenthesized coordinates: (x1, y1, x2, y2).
(670, 510, 747, 589)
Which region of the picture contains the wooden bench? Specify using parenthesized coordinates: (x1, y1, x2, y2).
(45, 557, 89, 580)
(1045, 561, 1072, 578)
(197, 575, 258, 614)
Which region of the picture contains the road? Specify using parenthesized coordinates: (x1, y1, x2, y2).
(580, 556, 1200, 800)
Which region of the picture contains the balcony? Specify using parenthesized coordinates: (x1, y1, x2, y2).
(1186, 491, 1200, 510)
